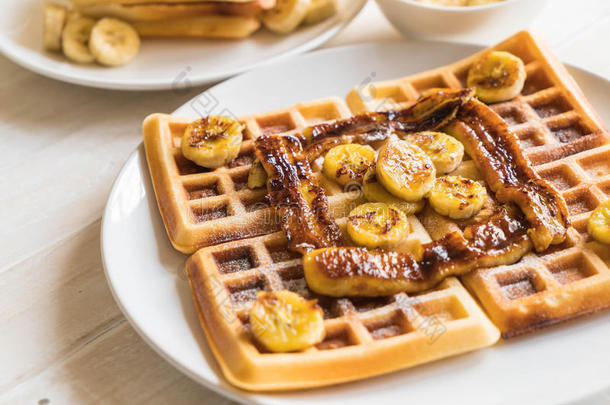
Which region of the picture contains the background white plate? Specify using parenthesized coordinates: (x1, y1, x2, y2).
(0, 0, 366, 90)
(101, 41, 610, 405)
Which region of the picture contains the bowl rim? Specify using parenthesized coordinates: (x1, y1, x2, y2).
(392, 0, 526, 12)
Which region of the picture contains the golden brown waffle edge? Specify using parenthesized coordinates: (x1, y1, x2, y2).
(143, 30, 610, 390)
(186, 233, 500, 391)
(346, 30, 610, 338)
(142, 97, 354, 253)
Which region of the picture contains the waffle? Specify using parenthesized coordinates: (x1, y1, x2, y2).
(72, 0, 274, 38)
(77, 1, 273, 22)
(347, 30, 610, 337)
(145, 30, 610, 391)
(132, 15, 262, 38)
(187, 228, 500, 391)
(72, 0, 260, 7)
(183, 106, 504, 390)
(142, 97, 353, 253)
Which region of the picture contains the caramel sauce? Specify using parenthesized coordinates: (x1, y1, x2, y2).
(447, 99, 570, 251)
(300, 88, 474, 161)
(255, 134, 344, 254)
(187, 117, 234, 146)
(311, 208, 531, 291)
(254, 89, 474, 256)
(255, 90, 569, 294)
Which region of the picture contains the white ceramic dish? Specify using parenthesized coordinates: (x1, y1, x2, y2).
(102, 41, 610, 405)
(0, 0, 366, 90)
(376, 0, 549, 44)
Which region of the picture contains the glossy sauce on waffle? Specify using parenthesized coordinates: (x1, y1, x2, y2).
(143, 31, 610, 390)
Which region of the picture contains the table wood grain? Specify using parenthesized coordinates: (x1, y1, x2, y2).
(1, 1, 609, 403)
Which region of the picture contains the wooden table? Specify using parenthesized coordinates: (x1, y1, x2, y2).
(1, 1, 609, 403)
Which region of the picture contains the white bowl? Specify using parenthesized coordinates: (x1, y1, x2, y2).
(376, 0, 549, 44)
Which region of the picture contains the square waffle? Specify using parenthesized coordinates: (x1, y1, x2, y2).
(143, 97, 353, 253)
(180, 107, 502, 390)
(187, 230, 500, 391)
(144, 31, 610, 391)
(347, 30, 610, 338)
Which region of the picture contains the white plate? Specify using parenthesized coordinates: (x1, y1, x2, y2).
(101, 41, 610, 405)
(0, 0, 366, 90)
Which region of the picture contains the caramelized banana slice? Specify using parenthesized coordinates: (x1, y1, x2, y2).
(376, 138, 435, 202)
(301, 88, 474, 162)
(402, 131, 464, 174)
(248, 158, 268, 189)
(255, 134, 344, 254)
(428, 176, 487, 219)
(362, 165, 425, 215)
(347, 203, 410, 249)
(249, 290, 325, 353)
(304, 247, 418, 297)
(181, 116, 244, 169)
(467, 51, 526, 103)
(445, 98, 569, 251)
(304, 208, 532, 297)
(588, 200, 610, 245)
(322, 144, 376, 186)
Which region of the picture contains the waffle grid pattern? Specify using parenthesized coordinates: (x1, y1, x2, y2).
(346, 30, 610, 337)
(178, 103, 505, 387)
(187, 227, 499, 390)
(143, 97, 353, 253)
(463, 243, 610, 337)
(196, 231, 479, 347)
(146, 31, 610, 389)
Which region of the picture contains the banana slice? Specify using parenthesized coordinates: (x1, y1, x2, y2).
(467, 51, 526, 103)
(248, 159, 268, 189)
(402, 131, 464, 174)
(347, 202, 410, 249)
(249, 290, 325, 353)
(263, 0, 311, 34)
(362, 165, 425, 215)
(89, 18, 140, 67)
(376, 138, 436, 202)
(588, 200, 610, 245)
(62, 17, 96, 64)
(322, 144, 376, 186)
(44, 3, 67, 51)
(428, 176, 487, 219)
(304, 0, 337, 25)
(181, 116, 244, 169)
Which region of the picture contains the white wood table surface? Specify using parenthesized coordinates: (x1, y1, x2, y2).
(1, 1, 609, 404)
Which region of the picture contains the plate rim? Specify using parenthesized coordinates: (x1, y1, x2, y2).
(101, 40, 610, 405)
(99, 148, 257, 404)
(0, 0, 367, 91)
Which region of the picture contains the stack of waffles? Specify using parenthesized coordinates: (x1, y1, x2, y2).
(71, 0, 276, 38)
(143, 31, 610, 391)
